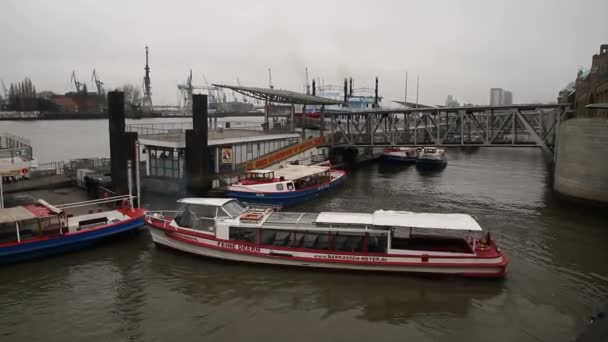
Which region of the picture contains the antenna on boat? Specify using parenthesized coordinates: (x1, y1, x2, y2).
(135, 142, 141, 209)
(0, 173, 4, 209)
(127, 160, 134, 211)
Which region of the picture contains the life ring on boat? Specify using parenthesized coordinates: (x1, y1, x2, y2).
(21, 168, 29, 175)
(240, 212, 264, 221)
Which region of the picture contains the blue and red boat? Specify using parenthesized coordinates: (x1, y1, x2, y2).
(416, 147, 448, 170)
(382, 147, 419, 163)
(0, 196, 146, 264)
(226, 165, 347, 207)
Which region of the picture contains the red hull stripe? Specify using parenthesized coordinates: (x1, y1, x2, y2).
(147, 220, 504, 260)
(164, 231, 508, 271)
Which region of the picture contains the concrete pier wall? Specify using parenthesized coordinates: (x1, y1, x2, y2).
(554, 118, 608, 203)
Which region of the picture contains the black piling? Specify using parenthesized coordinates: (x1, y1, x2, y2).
(108, 91, 128, 195)
(343, 78, 348, 104)
(349, 77, 353, 97)
(312, 79, 316, 96)
(374, 76, 379, 108)
(185, 94, 210, 195)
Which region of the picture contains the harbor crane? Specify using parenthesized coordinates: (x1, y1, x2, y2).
(177, 70, 219, 112)
(71, 71, 85, 93)
(91, 69, 104, 95)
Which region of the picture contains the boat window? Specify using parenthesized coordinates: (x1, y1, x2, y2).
(222, 200, 246, 217)
(173, 205, 200, 228)
(367, 234, 388, 253)
(261, 229, 277, 245)
(229, 227, 258, 243)
(216, 208, 230, 219)
(333, 233, 364, 252)
(189, 204, 217, 219)
(276, 183, 284, 191)
(272, 231, 291, 246)
(287, 182, 294, 190)
(293, 233, 305, 247)
(300, 233, 319, 249)
(0, 223, 18, 244)
(316, 234, 330, 250)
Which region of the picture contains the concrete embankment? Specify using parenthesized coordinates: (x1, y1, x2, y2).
(554, 118, 608, 203)
(2, 175, 73, 194)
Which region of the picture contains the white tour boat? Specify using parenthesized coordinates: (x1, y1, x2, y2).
(145, 198, 508, 278)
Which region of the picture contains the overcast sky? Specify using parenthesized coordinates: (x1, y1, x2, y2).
(1, 0, 607, 106)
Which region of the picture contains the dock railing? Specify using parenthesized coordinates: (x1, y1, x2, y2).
(126, 119, 290, 137)
(127, 120, 269, 136)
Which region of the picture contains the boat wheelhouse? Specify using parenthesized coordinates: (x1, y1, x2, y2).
(416, 147, 447, 170)
(0, 196, 146, 264)
(382, 147, 419, 163)
(146, 198, 508, 278)
(225, 164, 346, 207)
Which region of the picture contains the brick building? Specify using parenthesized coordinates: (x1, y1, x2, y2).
(573, 44, 608, 118)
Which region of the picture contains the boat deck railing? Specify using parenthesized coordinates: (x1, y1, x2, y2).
(55, 195, 135, 210)
(145, 211, 179, 229)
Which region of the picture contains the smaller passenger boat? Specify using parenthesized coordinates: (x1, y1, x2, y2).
(0, 195, 146, 264)
(416, 147, 448, 170)
(382, 147, 419, 163)
(146, 198, 508, 278)
(226, 165, 346, 207)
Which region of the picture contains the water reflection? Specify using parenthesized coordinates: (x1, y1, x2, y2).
(148, 248, 504, 325)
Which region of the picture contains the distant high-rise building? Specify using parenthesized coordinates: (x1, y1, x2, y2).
(445, 94, 460, 107)
(502, 91, 513, 105)
(490, 88, 503, 106)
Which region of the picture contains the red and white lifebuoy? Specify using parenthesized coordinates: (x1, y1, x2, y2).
(21, 168, 29, 175)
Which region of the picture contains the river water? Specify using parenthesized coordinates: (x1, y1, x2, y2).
(1, 120, 607, 341)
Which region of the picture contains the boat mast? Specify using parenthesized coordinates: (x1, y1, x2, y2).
(404, 72, 408, 105)
(415, 74, 419, 109)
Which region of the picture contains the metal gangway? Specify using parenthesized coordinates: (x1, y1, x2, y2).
(321, 103, 572, 158)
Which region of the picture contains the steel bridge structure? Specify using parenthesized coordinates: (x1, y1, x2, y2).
(324, 104, 572, 158)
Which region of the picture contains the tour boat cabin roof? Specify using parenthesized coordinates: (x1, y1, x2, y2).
(273, 165, 330, 180)
(316, 210, 482, 231)
(177, 198, 236, 207)
(315, 212, 374, 225)
(373, 210, 482, 231)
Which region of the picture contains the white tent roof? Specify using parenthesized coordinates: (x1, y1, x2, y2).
(0, 206, 38, 224)
(177, 198, 235, 207)
(273, 165, 330, 180)
(316, 212, 374, 225)
(315, 210, 483, 231)
(372, 210, 482, 231)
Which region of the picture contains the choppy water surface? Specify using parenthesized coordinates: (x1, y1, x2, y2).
(1, 121, 607, 341)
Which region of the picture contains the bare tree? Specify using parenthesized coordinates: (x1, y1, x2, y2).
(119, 84, 141, 111)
